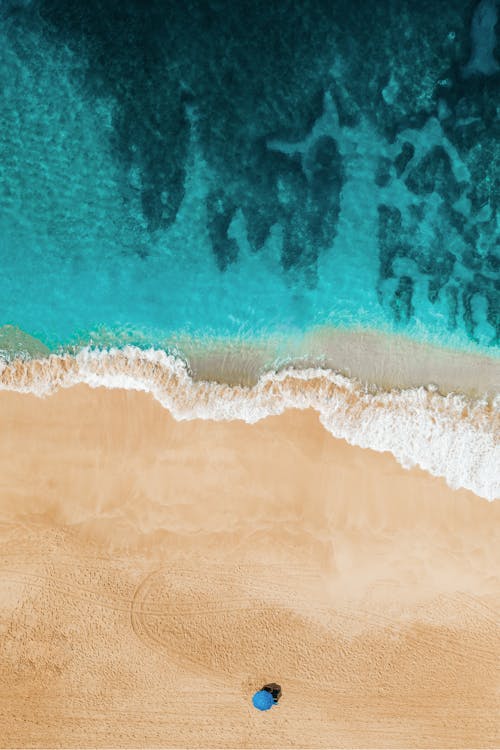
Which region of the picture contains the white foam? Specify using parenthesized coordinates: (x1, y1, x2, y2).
(1, 346, 498, 501)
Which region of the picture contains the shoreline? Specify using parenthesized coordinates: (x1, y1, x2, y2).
(181, 326, 500, 396)
(0, 386, 498, 748)
(0, 345, 498, 500)
(2, 323, 500, 396)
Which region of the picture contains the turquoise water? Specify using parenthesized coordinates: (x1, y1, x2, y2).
(1, 1, 499, 357)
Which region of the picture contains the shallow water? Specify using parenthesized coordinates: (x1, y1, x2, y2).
(0, 1, 498, 357)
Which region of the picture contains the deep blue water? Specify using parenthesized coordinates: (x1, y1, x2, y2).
(1, 0, 499, 356)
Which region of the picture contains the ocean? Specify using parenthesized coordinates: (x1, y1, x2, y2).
(0, 0, 499, 498)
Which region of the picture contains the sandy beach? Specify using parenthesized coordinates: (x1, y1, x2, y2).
(0, 384, 499, 748)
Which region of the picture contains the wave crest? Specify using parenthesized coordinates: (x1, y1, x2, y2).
(1, 346, 498, 500)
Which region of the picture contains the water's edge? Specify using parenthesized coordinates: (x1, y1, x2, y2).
(1, 345, 498, 501)
(2, 323, 499, 396)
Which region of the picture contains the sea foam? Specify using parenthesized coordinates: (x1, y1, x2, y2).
(0, 346, 498, 501)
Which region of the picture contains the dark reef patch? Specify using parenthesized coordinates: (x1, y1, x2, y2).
(405, 146, 462, 201)
(394, 142, 415, 177)
(375, 157, 393, 187)
(207, 191, 238, 271)
(304, 135, 344, 248)
(31, 0, 342, 279)
(391, 276, 415, 324)
(377, 205, 402, 280)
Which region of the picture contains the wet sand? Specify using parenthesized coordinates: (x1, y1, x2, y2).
(2, 323, 499, 397)
(179, 327, 500, 397)
(0, 385, 499, 748)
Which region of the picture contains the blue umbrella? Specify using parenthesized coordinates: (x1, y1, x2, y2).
(252, 690, 274, 711)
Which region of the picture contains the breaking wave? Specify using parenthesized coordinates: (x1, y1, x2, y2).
(0, 346, 498, 501)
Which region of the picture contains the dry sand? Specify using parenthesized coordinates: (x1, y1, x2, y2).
(0, 385, 499, 748)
